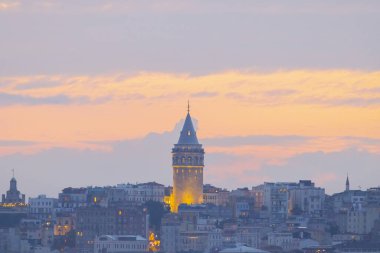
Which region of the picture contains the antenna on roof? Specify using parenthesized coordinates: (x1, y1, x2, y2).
(12, 169, 14, 178)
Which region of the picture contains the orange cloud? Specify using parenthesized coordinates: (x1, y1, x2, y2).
(0, 70, 379, 148)
(0, 2, 19, 11)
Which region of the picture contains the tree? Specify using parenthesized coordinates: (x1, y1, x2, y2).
(145, 201, 168, 232)
(326, 222, 339, 235)
(290, 205, 303, 215)
(51, 230, 76, 251)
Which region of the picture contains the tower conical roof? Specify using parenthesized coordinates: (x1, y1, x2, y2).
(177, 112, 199, 145)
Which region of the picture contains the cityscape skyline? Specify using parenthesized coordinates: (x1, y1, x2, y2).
(1, 1, 380, 252)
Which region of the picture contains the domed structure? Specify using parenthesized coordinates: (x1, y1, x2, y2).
(1, 171, 25, 204)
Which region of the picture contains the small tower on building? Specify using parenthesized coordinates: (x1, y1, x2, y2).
(345, 173, 350, 192)
(171, 102, 205, 212)
(1, 170, 25, 204)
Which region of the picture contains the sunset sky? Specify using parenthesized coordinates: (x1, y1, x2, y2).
(0, 1, 379, 198)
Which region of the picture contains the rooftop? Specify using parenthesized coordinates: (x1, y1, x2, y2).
(97, 235, 147, 242)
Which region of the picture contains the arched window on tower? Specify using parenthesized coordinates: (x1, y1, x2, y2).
(181, 157, 186, 164)
(195, 157, 199, 165)
(188, 157, 192, 165)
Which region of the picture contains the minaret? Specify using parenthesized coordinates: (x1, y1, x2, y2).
(345, 173, 350, 192)
(171, 103, 204, 212)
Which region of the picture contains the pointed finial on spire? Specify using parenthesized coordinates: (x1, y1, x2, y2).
(12, 168, 14, 178)
(187, 100, 190, 114)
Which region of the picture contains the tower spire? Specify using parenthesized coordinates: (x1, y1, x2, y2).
(345, 173, 350, 191)
(187, 100, 190, 114)
(12, 169, 14, 178)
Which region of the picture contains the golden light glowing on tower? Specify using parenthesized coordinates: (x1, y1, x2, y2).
(171, 103, 204, 212)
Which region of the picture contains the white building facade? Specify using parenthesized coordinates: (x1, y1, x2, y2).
(28, 195, 57, 221)
(94, 235, 148, 253)
(112, 182, 165, 203)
